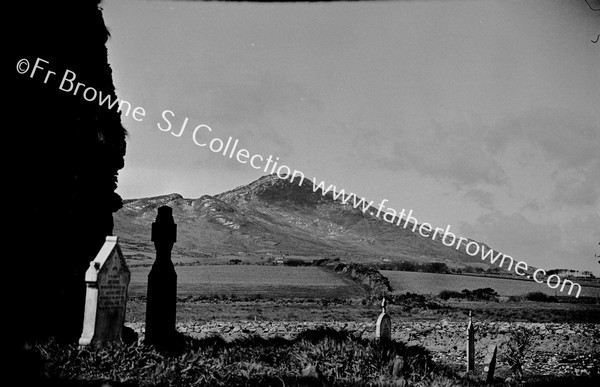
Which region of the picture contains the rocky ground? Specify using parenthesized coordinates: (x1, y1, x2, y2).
(125, 320, 600, 378)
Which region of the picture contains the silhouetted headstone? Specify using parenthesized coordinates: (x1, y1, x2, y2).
(483, 344, 497, 383)
(375, 297, 391, 341)
(79, 236, 130, 346)
(145, 206, 177, 347)
(467, 311, 475, 373)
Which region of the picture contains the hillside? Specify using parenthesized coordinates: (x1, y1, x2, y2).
(114, 175, 498, 270)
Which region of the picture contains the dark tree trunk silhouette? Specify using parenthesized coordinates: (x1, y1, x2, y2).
(9, 0, 127, 351)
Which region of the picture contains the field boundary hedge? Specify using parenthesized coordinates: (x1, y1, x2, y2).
(314, 258, 392, 299)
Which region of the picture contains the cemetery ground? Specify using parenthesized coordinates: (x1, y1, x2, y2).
(30, 254, 600, 387)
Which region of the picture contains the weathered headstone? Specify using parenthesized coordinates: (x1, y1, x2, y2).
(145, 206, 178, 347)
(79, 236, 130, 346)
(467, 311, 475, 373)
(375, 297, 392, 341)
(483, 344, 497, 383)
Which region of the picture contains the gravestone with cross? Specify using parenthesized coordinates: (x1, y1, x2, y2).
(79, 236, 130, 346)
(145, 206, 178, 347)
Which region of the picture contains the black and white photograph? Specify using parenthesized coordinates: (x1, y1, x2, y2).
(9, 0, 600, 386)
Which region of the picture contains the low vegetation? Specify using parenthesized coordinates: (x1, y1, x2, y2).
(20, 327, 600, 386)
(26, 328, 437, 387)
(374, 261, 509, 276)
(508, 292, 558, 303)
(438, 290, 465, 301)
(390, 292, 443, 312)
(438, 288, 499, 302)
(376, 261, 452, 274)
(500, 325, 537, 380)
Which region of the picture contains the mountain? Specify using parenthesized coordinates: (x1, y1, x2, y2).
(113, 174, 493, 269)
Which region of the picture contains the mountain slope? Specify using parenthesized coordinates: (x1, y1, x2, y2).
(114, 174, 494, 268)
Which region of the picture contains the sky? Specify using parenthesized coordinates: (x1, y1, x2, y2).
(102, 0, 600, 275)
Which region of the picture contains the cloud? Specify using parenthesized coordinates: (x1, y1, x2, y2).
(376, 119, 508, 186)
(191, 125, 297, 173)
(463, 188, 495, 210)
(370, 108, 599, 213)
(521, 199, 543, 212)
(156, 62, 322, 162)
(487, 108, 600, 209)
(202, 70, 323, 129)
(488, 108, 599, 172)
(460, 212, 556, 261)
(204, 71, 322, 159)
(168, 55, 323, 131)
(460, 212, 600, 273)
(551, 173, 600, 207)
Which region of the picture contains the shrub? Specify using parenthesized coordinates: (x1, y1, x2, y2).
(438, 290, 464, 300)
(390, 293, 443, 311)
(377, 261, 450, 274)
(524, 292, 558, 303)
(427, 262, 449, 274)
(500, 325, 536, 380)
(284, 259, 310, 267)
(461, 288, 499, 302)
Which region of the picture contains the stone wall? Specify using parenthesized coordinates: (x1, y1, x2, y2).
(318, 259, 392, 299)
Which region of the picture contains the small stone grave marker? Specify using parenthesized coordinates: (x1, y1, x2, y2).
(467, 311, 475, 373)
(375, 297, 391, 341)
(79, 236, 130, 346)
(483, 344, 497, 383)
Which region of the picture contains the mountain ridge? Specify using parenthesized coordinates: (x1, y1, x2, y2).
(114, 174, 497, 269)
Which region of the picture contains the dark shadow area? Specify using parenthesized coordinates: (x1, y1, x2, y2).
(17, 327, 600, 387)
(8, 0, 127, 381)
(18, 328, 435, 387)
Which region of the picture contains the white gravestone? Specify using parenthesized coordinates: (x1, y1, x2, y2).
(375, 297, 392, 340)
(79, 236, 131, 346)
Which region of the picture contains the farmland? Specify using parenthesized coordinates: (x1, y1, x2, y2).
(382, 270, 600, 298)
(128, 264, 366, 299)
(126, 261, 600, 301)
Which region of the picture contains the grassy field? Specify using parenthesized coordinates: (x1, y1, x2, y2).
(129, 265, 366, 299)
(382, 270, 600, 298)
(124, 262, 600, 324)
(126, 298, 600, 325)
